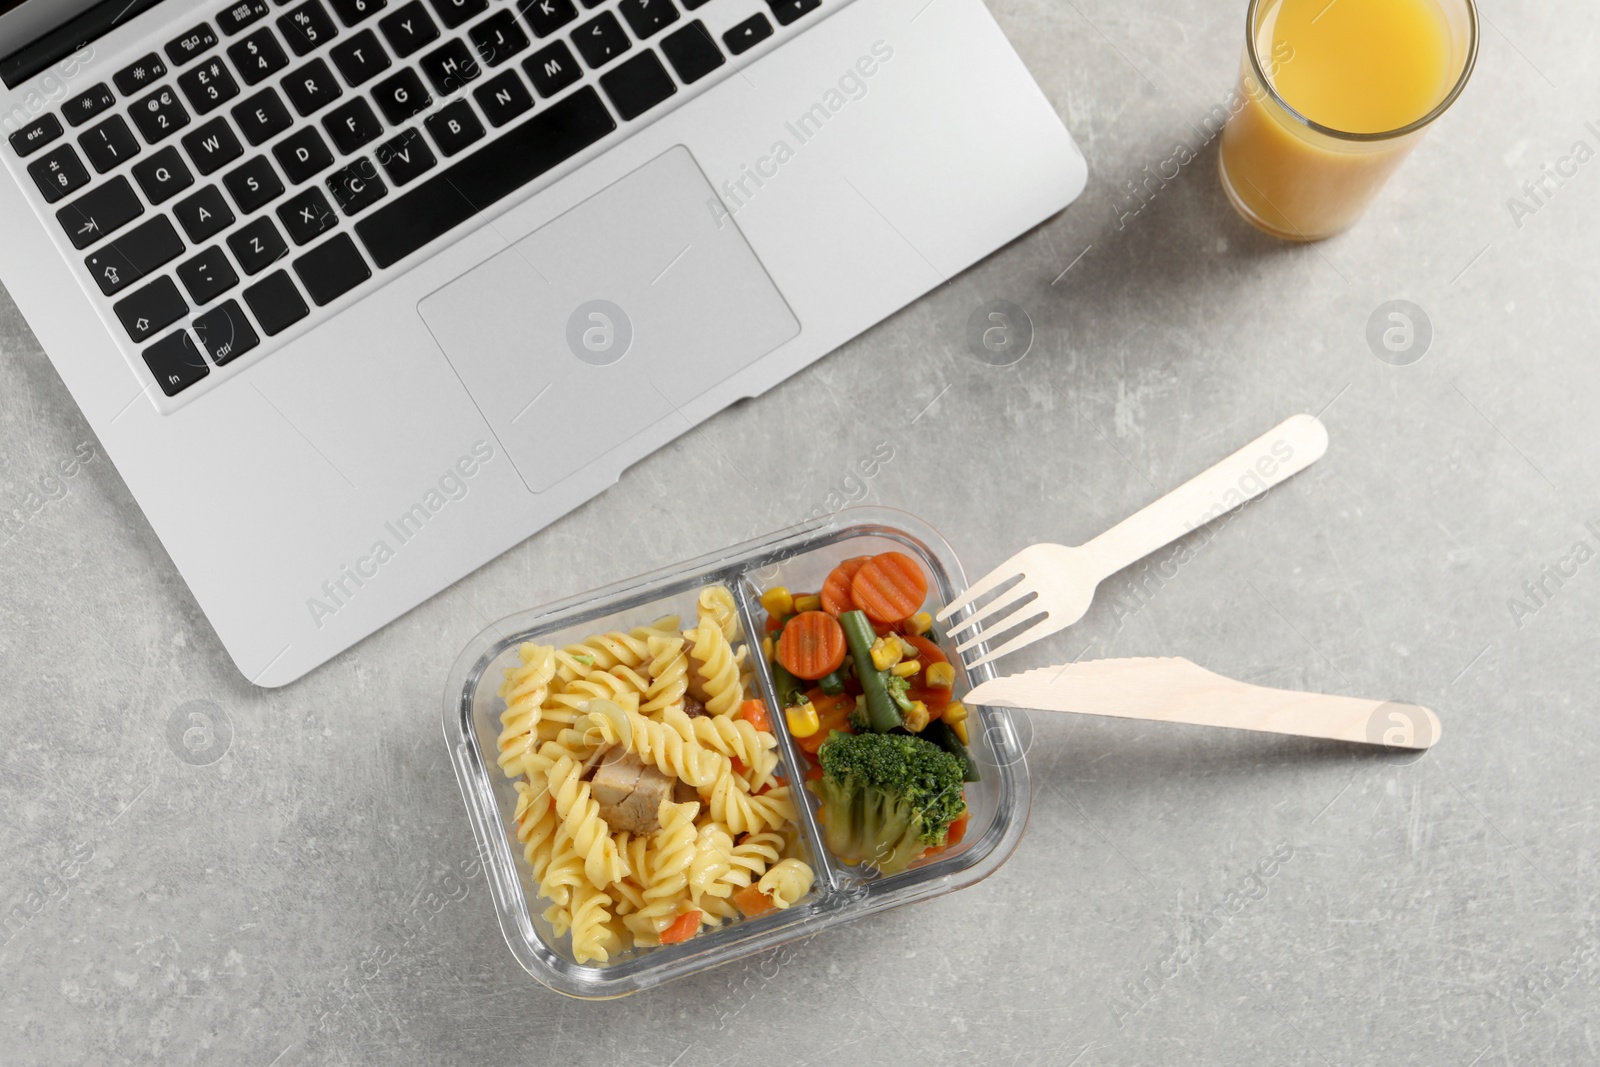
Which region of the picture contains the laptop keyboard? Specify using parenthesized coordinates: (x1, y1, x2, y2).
(6, 0, 824, 402)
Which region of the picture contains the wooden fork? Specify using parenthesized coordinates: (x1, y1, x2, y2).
(937, 413, 1329, 668)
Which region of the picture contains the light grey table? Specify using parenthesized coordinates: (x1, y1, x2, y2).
(4, 0, 1597, 1063)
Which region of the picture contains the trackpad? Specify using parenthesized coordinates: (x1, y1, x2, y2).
(418, 145, 799, 493)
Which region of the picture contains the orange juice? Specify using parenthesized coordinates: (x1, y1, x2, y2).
(1219, 0, 1477, 240)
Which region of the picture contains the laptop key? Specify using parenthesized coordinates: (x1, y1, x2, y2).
(599, 50, 675, 121)
(524, 41, 579, 97)
(682, 0, 708, 9)
(766, 0, 819, 25)
(372, 69, 431, 123)
(618, 0, 677, 40)
(217, 0, 272, 35)
(56, 176, 142, 246)
(274, 127, 334, 182)
(143, 330, 210, 395)
(223, 155, 286, 213)
(571, 11, 630, 68)
(167, 23, 220, 66)
(470, 10, 530, 67)
(328, 0, 386, 26)
(374, 128, 435, 184)
(424, 99, 484, 156)
(327, 157, 386, 213)
(282, 58, 343, 115)
(178, 58, 240, 114)
(330, 29, 392, 85)
(243, 270, 309, 334)
(324, 98, 384, 152)
(232, 87, 293, 145)
(177, 245, 241, 304)
(10, 114, 62, 158)
(174, 184, 236, 241)
(84, 215, 184, 295)
(228, 215, 290, 272)
(182, 118, 244, 174)
(114, 54, 168, 96)
(474, 70, 533, 127)
(193, 299, 259, 364)
(278, 186, 338, 243)
(79, 116, 141, 173)
(228, 28, 290, 85)
(660, 21, 722, 84)
(294, 232, 370, 304)
(62, 83, 116, 127)
(355, 86, 614, 268)
(130, 86, 191, 143)
(114, 276, 187, 342)
(420, 40, 481, 94)
(133, 146, 195, 203)
(28, 143, 91, 202)
(430, 0, 486, 28)
(518, 0, 576, 37)
(378, 1, 439, 57)
(279, 0, 338, 55)
(723, 13, 771, 54)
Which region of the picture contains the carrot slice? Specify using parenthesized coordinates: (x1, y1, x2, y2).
(660, 910, 703, 944)
(739, 699, 771, 733)
(899, 633, 952, 714)
(899, 633, 947, 667)
(850, 552, 929, 623)
(731, 885, 776, 917)
(820, 556, 871, 616)
(775, 610, 847, 680)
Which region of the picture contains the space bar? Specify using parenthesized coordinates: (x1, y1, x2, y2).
(355, 87, 617, 270)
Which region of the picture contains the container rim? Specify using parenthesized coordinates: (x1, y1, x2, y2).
(1243, 0, 1479, 143)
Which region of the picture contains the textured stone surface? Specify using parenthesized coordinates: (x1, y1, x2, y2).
(4, 1, 1599, 1063)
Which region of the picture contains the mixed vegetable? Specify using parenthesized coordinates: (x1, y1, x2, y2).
(761, 552, 978, 875)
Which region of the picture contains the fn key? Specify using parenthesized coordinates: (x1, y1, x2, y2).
(143, 331, 210, 396)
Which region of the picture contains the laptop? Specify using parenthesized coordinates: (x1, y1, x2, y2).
(0, 0, 1085, 685)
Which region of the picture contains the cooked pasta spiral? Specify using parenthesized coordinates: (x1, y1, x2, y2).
(697, 585, 742, 643)
(544, 668, 644, 725)
(758, 858, 815, 909)
(686, 823, 735, 905)
(625, 799, 699, 943)
(687, 619, 742, 716)
(708, 776, 797, 836)
(497, 643, 557, 778)
(585, 704, 730, 789)
(690, 715, 780, 790)
(641, 633, 689, 714)
(546, 755, 626, 887)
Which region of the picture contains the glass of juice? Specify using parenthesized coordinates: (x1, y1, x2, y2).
(1219, 0, 1478, 241)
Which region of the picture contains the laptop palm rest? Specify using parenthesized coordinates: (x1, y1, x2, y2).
(417, 145, 800, 494)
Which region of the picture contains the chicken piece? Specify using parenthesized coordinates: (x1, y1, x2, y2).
(590, 748, 679, 834)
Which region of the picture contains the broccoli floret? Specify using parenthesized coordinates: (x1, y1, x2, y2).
(847, 701, 872, 733)
(813, 732, 968, 874)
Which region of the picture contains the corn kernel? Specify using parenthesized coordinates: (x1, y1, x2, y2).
(890, 660, 921, 678)
(902, 701, 931, 732)
(869, 635, 903, 671)
(785, 701, 820, 738)
(907, 611, 933, 635)
(762, 635, 775, 662)
(926, 662, 956, 690)
(793, 593, 822, 613)
(760, 587, 794, 617)
(943, 700, 969, 724)
(951, 718, 969, 745)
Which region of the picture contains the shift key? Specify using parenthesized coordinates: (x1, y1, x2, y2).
(57, 176, 144, 249)
(114, 276, 188, 343)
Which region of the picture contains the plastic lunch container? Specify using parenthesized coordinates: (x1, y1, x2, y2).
(443, 506, 1032, 999)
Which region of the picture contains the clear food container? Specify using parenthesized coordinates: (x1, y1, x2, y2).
(443, 506, 1032, 998)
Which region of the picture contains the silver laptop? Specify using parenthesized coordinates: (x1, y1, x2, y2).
(0, 0, 1085, 684)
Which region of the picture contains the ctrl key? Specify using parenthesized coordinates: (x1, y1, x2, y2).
(142, 330, 210, 396)
(194, 299, 260, 364)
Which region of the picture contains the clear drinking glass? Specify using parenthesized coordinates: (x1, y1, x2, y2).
(1218, 0, 1478, 241)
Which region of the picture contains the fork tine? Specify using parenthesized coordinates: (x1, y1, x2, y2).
(945, 585, 1037, 641)
(937, 551, 1031, 622)
(952, 593, 1040, 652)
(961, 614, 1068, 670)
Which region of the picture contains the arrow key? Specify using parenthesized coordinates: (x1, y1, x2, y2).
(722, 12, 771, 55)
(142, 330, 210, 396)
(56, 175, 144, 248)
(114, 276, 188, 343)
